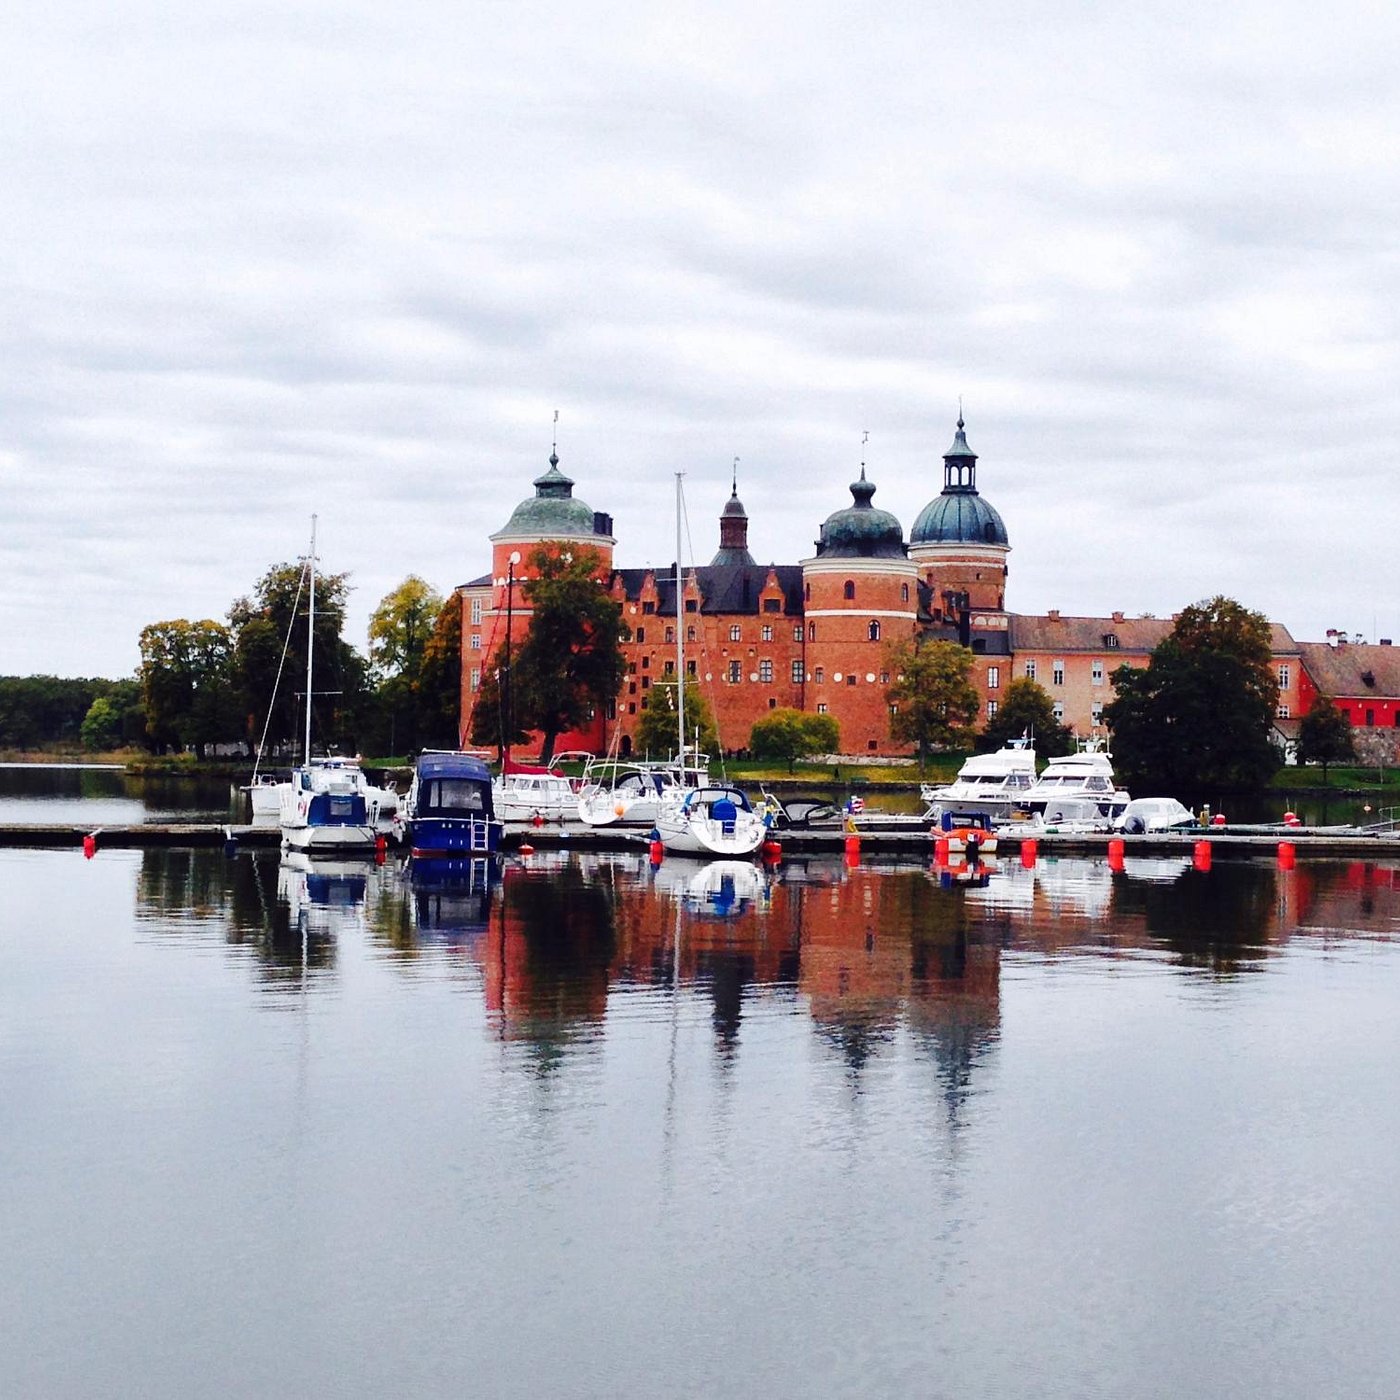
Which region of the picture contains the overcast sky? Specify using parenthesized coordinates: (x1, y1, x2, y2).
(5, 0, 1398, 679)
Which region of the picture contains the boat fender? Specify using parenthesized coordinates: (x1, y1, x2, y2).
(649, 838, 664, 864)
(83, 831, 97, 859)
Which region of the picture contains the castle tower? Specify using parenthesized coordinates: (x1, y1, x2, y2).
(711, 466, 756, 567)
(801, 466, 918, 754)
(908, 417, 1010, 620)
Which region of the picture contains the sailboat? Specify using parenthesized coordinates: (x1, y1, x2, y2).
(653, 473, 770, 858)
(278, 518, 381, 853)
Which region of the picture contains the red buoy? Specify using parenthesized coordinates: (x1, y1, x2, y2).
(934, 836, 950, 863)
(1107, 837, 1125, 871)
(649, 838, 664, 864)
(82, 833, 96, 859)
(1211, 812, 1227, 827)
(1020, 838, 1038, 869)
(1278, 842, 1296, 869)
(1193, 839, 1212, 871)
(518, 842, 536, 855)
(1283, 811, 1300, 828)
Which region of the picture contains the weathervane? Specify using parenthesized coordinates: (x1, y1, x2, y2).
(552, 408, 559, 455)
(732, 455, 739, 494)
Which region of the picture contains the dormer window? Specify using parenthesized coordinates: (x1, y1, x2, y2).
(1103, 633, 1119, 649)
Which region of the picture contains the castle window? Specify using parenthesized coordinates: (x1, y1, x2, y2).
(687, 660, 696, 676)
(1025, 659, 1037, 681)
(636, 628, 645, 644)
(728, 661, 742, 684)
(804, 583, 810, 602)
(764, 598, 781, 612)
(880, 671, 889, 684)
(988, 700, 998, 718)
(470, 633, 481, 650)
(791, 660, 803, 684)
(1092, 701, 1103, 724)
(642, 602, 655, 615)
(867, 620, 881, 642)
(814, 667, 824, 684)
(641, 676, 650, 689)
(641, 656, 649, 669)
(1366, 708, 1375, 726)
(987, 666, 999, 689)
(687, 625, 696, 642)
(1052, 660, 1065, 686)
(816, 703, 829, 715)
(628, 702, 636, 714)
(761, 624, 773, 642)
(809, 622, 816, 642)
(847, 674, 856, 686)
(793, 625, 803, 642)
(729, 624, 742, 642)
(470, 598, 482, 625)
(769, 698, 777, 708)
(1103, 633, 1119, 649)
(1278, 665, 1291, 688)
(665, 626, 674, 643)
(1052, 702, 1064, 721)
(686, 600, 697, 612)
(663, 660, 674, 676)
(843, 580, 855, 600)
(901, 583, 909, 603)
(1092, 661, 1104, 685)
(759, 659, 773, 683)
(470, 668, 481, 692)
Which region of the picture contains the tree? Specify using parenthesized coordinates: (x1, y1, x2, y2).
(1103, 595, 1280, 796)
(977, 676, 1074, 757)
(229, 558, 367, 757)
(416, 593, 465, 750)
(749, 708, 840, 772)
(139, 619, 241, 756)
(634, 680, 720, 760)
(467, 662, 533, 754)
(509, 546, 629, 762)
(80, 696, 123, 751)
(368, 575, 444, 681)
(1297, 695, 1354, 781)
(884, 638, 981, 771)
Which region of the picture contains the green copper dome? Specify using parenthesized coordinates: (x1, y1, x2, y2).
(814, 470, 906, 559)
(495, 452, 600, 538)
(910, 417, 1009, 547)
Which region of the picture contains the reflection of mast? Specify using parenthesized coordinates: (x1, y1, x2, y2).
(675, 472, 685, 760)
(661, 891, 683, 1196)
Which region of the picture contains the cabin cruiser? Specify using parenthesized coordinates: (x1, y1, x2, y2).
(493, 758, 579, 823)
(1020, 744, 1130, 822)
(920, 740, 1038, 821)
(279, 758, 381, 853)
(654, 785, 771, 857)
(576, 749, 709, 827)
(398, 751, 502, 856)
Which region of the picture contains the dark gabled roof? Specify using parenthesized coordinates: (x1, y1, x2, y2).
(1298, 641, 1400, 699)
(614, 564, 804, 616)
(460, 573, 492, 590)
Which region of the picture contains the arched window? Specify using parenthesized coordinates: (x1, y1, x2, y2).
(808, 622, 816, 642)
(901, 583, 909, 603)
(843, 580, 855, 600)
(664, 626, 674, 643)
(686, 625, 696, 643)
(868, 620, 881, 642)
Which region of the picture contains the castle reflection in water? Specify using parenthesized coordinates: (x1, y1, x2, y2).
(134, 846, 1400, 1091)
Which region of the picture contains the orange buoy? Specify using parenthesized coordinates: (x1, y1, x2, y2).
(1278, 841, 1296, 869)
(1193, 839, 1212, 871)
(1020, 838, 1038, 869)
(1108, 837, 1125, 871)
(934, 836, 950, 863)
(649, 838, 664, 864)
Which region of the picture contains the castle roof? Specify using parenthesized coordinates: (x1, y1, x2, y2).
(812, 470, 906, 559)
(493, 451, 607, 539)
(910, 417, 1010, 548)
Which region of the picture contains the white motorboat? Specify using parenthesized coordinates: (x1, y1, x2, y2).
(1020, 742, 1130, 822)
(493, 759, 578, 823)
(576, 748, 708, 827)
(920, 739, 1038, 821)
(1113, 797, 1198, 834)
(654, 784, 771, 858)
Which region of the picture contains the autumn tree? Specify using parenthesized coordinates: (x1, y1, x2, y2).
(884, 638, 981, 772)
(508, 546, 629, 762)
(1104, 595, 1280, 796)
(1297, 695, 1354, 781)
(977, 676, 1074, 757)
(417, 593, 466, 750)
(749, 708, 840, 772)
(364, 575, 445, 755)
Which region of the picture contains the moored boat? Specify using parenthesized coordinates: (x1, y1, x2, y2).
(493, 758, 578, 823)
(400, 751, 503, 857)
(1020, 741, 1130, 822)
(654, 784, 771, 857)
(920, 738, 1038, 822)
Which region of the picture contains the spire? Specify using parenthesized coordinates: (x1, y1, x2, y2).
(713, 458, 755, 566)
(943, 411, 978, 491)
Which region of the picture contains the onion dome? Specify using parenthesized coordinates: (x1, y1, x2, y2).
(813, 469, 906, 559)
(494, 451, 599, 538)
(909, 417, 1009, 547)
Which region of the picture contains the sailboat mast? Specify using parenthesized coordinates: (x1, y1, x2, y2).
(304, 515, 316, 766)
(675, 472, 685, 763)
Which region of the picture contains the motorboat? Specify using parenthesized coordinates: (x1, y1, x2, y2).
(577, 760, 684, 827)
(920, 739, 1038, 821)
(245, 772, 288, 819)
(1113, 797, 1199, 834)
(654, 785, 771, 857)
(493, 757, 578, 823)
(398, 751, 503, 857)
(1020, 742, 1130, 822)
(932, 808, 999, 855)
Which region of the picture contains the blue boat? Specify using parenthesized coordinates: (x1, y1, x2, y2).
(399, 751, 503, 857)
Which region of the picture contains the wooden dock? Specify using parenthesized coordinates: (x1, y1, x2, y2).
(3, 820, 1398, 860)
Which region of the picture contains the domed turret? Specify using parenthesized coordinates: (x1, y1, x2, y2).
(712, 464, 756, 567)
(814, 469, 906, 559)
(910, 417, 1009, 547)
(493, 451, 603, 540)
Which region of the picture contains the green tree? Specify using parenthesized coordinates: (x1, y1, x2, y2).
(634, 680, 720, 760)
(368, 575, 443, 680)
(467, 662, 533, 754)
(230, 559, 367, 757)
(977, 676, 1074, 757)
(509, 546, 629, 762)
(80, 696, 122, 751)
(749, 708, 840, 772)
(1296, 694, 1354, 781)
(1103, 595, 1280, 796)
(884, 638, 981, 772)
(139, 619, 241, 756)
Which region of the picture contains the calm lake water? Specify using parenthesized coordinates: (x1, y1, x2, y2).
(4, 841, 1400, 1399)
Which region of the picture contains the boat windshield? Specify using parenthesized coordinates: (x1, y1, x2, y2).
(420, 778, 489, 815)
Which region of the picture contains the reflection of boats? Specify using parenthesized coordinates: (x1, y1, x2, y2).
(277, 849, 369, 932)
(493, 758, 578, 823)
(1021, 742, 1130, 822)
(656, 785, 770, 857)
(400, 751, 502, 856)
(1120, 855, 1193, 883)
(920, 739, 1038, 821)
(278, 519, 379, 853)
(652, 858, 770, 917)
(408, 855, 497, 936)
(932, 853, 1001, 888)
